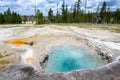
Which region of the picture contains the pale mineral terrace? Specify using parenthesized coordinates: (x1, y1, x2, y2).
(0, 24, 120, 80)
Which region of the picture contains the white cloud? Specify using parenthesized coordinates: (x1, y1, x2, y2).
(0, 0, 120, 15)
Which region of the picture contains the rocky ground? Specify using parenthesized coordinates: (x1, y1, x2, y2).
(0, 24, 120, 80)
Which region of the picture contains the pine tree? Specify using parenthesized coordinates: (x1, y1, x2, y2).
(23, 15, 27, 23)
(48, 8, 54, 22)
(61, 0, 68, 23)
(11, 11, 22, 24)
(76, 0, 81, 22)
(65, 5, 68, 23)
(12, 12, 16, 23)
(106, 7, 111, 24)
(0, 13, 2, 24)
(100, 1, 107, 23)
(114, 8, 120, 24)
(61, 0, 65, 22)
(0, 13, 5, 24)
(35, 10, 40, 24)
(76, 0, 80, 12)
(67, 13, 72, 23)
(1, 8, 22, 24)
(35, 10, 44, 24)
(4, 12, 8, 23)
(56, 11, 61, 23)
(40, 12, 44, 24)
(73, 2, 77, 22)
(72, 0, 81, 22)
(87, 12, 94, 23)
(17, 14, 22, 23)
(6, 8, 12, 23)
(95, 6, 100, 23)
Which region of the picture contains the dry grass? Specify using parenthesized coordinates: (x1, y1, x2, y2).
(0, 60, 9, 65)
(41, 23, 120, 33)
(0, 60, 10, 70)
(0, 53, 13, 70)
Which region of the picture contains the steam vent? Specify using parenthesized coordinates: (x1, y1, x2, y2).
(0, 25, 120, 80)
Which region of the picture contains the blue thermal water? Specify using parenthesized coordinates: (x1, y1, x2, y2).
(43, 46, 104, 73)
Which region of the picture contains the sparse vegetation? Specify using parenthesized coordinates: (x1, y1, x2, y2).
(34, 0, 120, 24)
(0, 53, 13, 70)
(0, 60, 9, 65)
(0, 54, 5, 58)
(0, 0, 120, 25)
(38, 23, 120, 33)
(0, 53, 13, 59)
(0, 8, 22, 24)
(0, 59, 10, 70)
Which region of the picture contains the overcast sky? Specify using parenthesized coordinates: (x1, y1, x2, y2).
(0, 0, 120, 16)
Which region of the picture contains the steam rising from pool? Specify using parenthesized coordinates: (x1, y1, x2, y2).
(43, 46, 104, 73)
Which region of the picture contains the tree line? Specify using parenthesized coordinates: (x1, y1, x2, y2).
(0, 8, 22, 24)
(0, 0, 120, 24)
(35, 0, 120, 24)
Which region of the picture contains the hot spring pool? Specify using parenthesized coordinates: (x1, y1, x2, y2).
(43, 46, 104, 73)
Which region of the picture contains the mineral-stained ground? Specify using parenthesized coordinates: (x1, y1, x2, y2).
(0, 24, 120, 80)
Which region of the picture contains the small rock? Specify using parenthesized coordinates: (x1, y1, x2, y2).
(27, 41, 34, 46)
